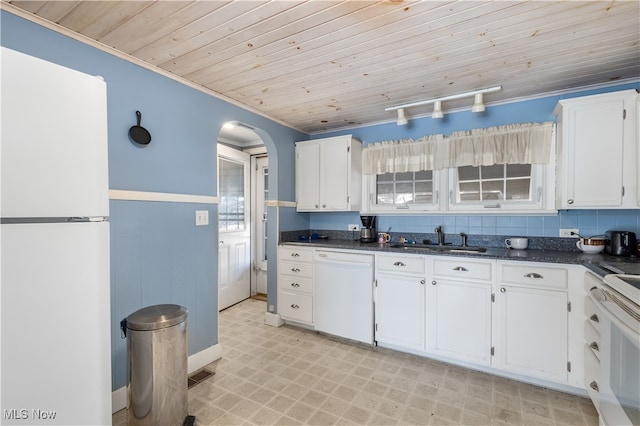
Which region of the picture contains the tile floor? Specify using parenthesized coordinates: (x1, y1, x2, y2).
(113, 298, 599, 425)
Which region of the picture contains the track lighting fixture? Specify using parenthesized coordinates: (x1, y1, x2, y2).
(385, 86, 501, 125)
(471, 93, 485, 113)
(396, 108, 408, 125)
(431, 101, 444, 119)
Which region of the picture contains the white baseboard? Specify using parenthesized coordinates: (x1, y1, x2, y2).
(111, 343, 222, 413)
(264, 311, 283, 327)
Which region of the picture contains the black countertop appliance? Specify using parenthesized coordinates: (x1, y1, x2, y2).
(605, 230, 637, 256)
(360, 215, 376, 243)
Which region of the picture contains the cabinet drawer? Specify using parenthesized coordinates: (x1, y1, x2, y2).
(433, 258, 492, 281)
(280, 246, 313, 263)
(377, 255, 425, 275)
(278, 275, 313, 295)
(279, 291, 313, 324)
(501, 263, 567, 289)
(280, 261, 313, 278)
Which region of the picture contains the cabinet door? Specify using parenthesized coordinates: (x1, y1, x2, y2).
(427, 279, 492, 365)
(494, 285, 568, 382)
(375, 274, 425, 351)
(562, 97, 625, 207)
(319, 138, 350, 210)
(295, 142, 320, 210)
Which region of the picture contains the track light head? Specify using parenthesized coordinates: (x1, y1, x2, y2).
(431, 101, 444, 119)
(471, 93, 485, 113)
(396, 108, 408, 126)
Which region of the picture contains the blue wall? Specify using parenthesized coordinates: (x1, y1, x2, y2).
(310, 84, 640, 238)
(1, 10, 306, 390)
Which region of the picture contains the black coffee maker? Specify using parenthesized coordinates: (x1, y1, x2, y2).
(360, 215, 376, 242)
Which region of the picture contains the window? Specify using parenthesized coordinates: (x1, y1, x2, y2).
(364, 170, 440, 212)
(219, 157, 246, 231)
(449, 162, 548, 211)
(456, 164, 532, 202)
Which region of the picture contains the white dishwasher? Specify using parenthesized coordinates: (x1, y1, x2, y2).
(314, 251, 374, 344)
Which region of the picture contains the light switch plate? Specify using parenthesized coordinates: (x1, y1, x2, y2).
(195, 210, 209, 226)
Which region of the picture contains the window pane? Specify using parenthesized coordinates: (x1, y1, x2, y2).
(506, 178, 531, 200)
(459, 182, 480, 201)
(395, 172, 413, 181)
(482, 181, 503, 200)
(481, 164, 505, 180)
(506, 164, 531, 178)
(395, 182, 414, 204)
(414, 181, 433, 204)
(376, 182, 394, 204)
(377, 173, 394, 182)
(415, 170, 433, 180)
(219, 158, 245, 231)
(458, 166, 479, 181)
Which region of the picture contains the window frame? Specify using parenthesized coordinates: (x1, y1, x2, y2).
(363, 169, 442, 213)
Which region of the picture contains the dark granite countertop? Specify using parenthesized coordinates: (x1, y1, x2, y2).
(280, 238, 640, 277)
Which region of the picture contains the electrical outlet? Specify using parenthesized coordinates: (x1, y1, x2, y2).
(559, 228, 579, 238)
(348, 224, 359, 231)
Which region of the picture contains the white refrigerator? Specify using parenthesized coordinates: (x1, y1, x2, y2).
(1, 47, 112, 425)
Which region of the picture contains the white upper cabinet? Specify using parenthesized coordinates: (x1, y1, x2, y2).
(555, 90, 638, 209)
(295, 135, 362, 212)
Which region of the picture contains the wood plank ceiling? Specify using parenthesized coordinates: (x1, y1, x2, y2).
(5, 0, 639, 133)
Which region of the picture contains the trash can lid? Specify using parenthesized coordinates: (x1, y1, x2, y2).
(126, 304, 188, 331)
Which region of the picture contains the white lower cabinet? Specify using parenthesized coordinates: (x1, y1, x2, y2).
(374, 254, 426, 351)
(493, 262, 569, 383)
(278, 246, 314, 325)
(426, 257, 493, 365)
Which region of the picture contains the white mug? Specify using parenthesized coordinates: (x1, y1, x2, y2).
(505, 237, 528, 250)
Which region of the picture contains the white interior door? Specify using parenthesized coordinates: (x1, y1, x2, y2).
(218, 144, 251, 311)
(252, 156, 269, 295)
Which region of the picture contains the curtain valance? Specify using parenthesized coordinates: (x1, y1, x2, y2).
(362, 122, 554, 174)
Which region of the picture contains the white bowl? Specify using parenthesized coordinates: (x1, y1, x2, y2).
(578, 244, 605, 254)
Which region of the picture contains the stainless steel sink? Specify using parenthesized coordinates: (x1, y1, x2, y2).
(389, 243, 487, 253)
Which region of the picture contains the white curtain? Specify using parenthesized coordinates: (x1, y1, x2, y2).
(362, 134, 445, 174)
(362, 122, 554, 174)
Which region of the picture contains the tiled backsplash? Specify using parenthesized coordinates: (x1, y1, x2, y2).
(307, 210, 640, 239)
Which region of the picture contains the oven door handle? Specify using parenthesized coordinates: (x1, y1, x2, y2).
(590, 287, 640, 344)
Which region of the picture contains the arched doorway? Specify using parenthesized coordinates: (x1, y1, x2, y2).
(217, 122, 270, 310)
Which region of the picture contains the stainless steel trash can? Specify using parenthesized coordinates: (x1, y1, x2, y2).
(123, 304, 188, 426)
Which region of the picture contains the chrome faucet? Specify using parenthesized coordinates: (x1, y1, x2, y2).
(435, 226, 445, 246)
(459, 232, 468, 247)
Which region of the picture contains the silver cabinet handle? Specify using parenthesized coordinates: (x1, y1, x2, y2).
(291, 304, 300, 309)
(315, 204, 319, 208)
(500, 287, 506, 293)
(290, 283, 300, 288)
(393, 261, 406, 267)
(291, 252, 300, 257)
(420, 279, 425, 285)
(291, 268, 300, 272)
(453, 266, 468, 272)
(524, 273, 544, 279)
(567, 199, 574, 205)
(322, 204, 326, 208)
(589, 314, 599, 323)
(431, 280, 437, 285)
(589, 341, 599, 352)
(589, 381, 599, 392)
